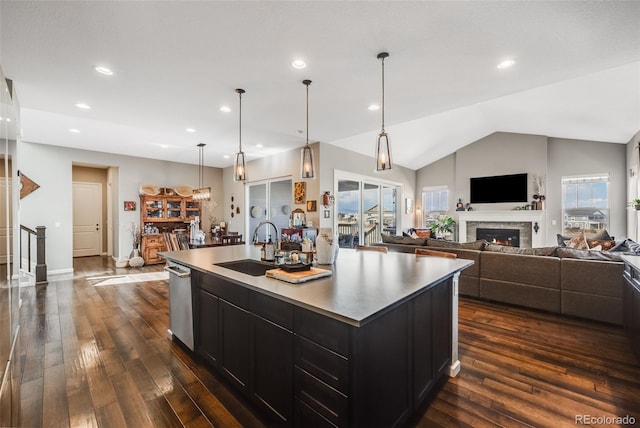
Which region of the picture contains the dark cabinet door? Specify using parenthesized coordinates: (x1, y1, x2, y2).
(623, 274, 634, 333)
(432, 280, 452, 378)
(413, 287, 434, 404)
(633, 281, 640, 358)
(220, 299, 251, 392)
(252, 316, 293, 425)
(197, 289, 220, 367)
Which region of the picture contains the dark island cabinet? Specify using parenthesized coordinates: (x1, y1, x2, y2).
(192, 270, 454, 427)
(623, 264, 640, 359)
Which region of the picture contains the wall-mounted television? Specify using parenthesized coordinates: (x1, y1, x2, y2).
(470, 173, 528, 204)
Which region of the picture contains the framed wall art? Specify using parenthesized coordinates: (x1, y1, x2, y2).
(124, 201, 136, 211)
(294, 182, 306, 204)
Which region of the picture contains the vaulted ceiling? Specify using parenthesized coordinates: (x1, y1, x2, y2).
(1, 1, 639, 170)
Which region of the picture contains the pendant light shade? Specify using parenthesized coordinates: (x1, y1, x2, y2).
(300, 79, 316, 179)
(193, 142, 211, 201)
(375, 52, 392, 172)
(234, 88, 247, 182)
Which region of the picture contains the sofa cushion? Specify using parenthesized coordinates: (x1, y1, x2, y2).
(426, 239, 486, 251)
(560, 258, 623, 298)
(381, 234, 426, 246)
(483, 243, 558, 257)
(480, 251, 560, 289)
(556, 247, 623, 262)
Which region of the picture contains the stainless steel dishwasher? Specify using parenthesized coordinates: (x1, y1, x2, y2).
(164, 262, 194, 350)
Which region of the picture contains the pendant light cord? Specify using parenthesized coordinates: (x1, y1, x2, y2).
(381, 56, 385, 132)
(238, 91, 243, 152)
(306, 82, 309, 145)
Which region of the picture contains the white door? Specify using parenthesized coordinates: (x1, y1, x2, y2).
(0, 178, 11, 264)
(73, 182, 102, 257)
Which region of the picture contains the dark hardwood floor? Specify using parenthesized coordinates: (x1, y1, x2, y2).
(17, 256, 640, 427)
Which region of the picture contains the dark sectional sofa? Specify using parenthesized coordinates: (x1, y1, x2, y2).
(377, 236, 624, 325)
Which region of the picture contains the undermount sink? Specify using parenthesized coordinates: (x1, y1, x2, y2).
(214, 259, 277, 276)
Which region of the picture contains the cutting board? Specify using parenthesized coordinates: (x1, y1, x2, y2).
(265, 267, 332, 284)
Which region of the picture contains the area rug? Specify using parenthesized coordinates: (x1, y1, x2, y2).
(88, 271, 169, 286)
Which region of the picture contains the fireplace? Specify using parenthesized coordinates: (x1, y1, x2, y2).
(477, 228, 520, 247)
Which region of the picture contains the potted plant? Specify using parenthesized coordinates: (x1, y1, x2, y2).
(430, 214, 456, 239)
(629, 199, 640, 210)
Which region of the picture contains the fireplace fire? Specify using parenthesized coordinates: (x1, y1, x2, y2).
(476, 228, 520, 247)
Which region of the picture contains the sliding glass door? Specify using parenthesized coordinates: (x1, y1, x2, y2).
(247, 178, 292, 243)
(336, 174, 399, 248)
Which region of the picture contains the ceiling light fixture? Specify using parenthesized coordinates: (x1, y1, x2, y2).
(234, 88, 247, 182)
(193, 143, 211, 201)
(220, 106, 231, 113)
(300, 79, 316, 179)
(69, 128, 80, 133)
(94, 66, 113, 76)
(186, 128, 196, 133)
(497, 59, 515, 70)
(368, 104, 380, 111)
(75, 102, 91, 110)
(375, 52, 392, 172)
(256, 143, 264, 148)
(291, 59, 306, 69)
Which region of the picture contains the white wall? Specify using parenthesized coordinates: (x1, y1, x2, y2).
(546, 137, 626, 243)
(415, 132, 627, 245)
(627, 130, 640, 240)
(222, 143, 320, 240)
(319, 143, 416, 232)
(18, 142, 223, 274)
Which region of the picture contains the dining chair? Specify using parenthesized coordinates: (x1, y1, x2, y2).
(414, 248, 457, 259)
(356, 245, 388, 253)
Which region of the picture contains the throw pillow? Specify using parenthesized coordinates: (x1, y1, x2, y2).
(566, 230, 588, 250)
(556, 234, 572, 247)
(414, 229, 431, 238)
(587, 229, 612, 240)
(586, 239, 616, 251)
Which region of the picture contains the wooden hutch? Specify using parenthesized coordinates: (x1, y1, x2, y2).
(140, 187, 201, 264)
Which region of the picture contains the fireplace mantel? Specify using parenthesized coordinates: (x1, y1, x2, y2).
(457, 210, 546, 248)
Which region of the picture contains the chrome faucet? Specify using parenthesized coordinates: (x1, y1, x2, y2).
(252, 220, 279, 246)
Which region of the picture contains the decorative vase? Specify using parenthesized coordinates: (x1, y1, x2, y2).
(316, 233, 338, 265)
(129, 248, 145, 268)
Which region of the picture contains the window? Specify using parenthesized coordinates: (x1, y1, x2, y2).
(422, 186, 449, 228)
(247, 178, 292, 243)
(561, 174, 609, 235)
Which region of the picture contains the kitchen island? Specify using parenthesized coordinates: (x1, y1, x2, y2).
(161, 245, 472, 427)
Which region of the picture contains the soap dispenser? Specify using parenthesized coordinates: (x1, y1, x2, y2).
(265, 238, 276, 262)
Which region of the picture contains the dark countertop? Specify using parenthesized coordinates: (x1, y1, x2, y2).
(621, 254, 640, 271)
(160, 245, 473, 326)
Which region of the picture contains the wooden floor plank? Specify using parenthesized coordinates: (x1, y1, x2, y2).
(17, 256, 640, 427)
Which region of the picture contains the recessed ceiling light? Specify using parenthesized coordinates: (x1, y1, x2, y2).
(69, 128, 80, 133)
(220, 106, 231, 113)
(75, 102, 91, 110)
(186, 128, 196, 133)
(224, 155, 230, 159)
(94, 66, 114, 76)
(497, 59, 515, 70)
(368, 104, 380, 111)
(291, 59, 306, 69)
(160, 144, 169, 149)
(256, 143, 263, 148)
(5, 118, 11, 122)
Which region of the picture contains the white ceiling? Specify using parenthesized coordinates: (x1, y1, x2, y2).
(1, 1, 639, 171)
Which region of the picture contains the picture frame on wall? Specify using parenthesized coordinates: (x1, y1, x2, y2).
(306, 200, 317, 212)
(124, 201, 136, 211)
(294, 181, 306, 204)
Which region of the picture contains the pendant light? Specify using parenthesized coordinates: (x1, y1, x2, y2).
(375, 52, 392, 172)
(234, 88, 247, 182)
(300, 79, 316, 179)
(193, 142, 211, 201)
